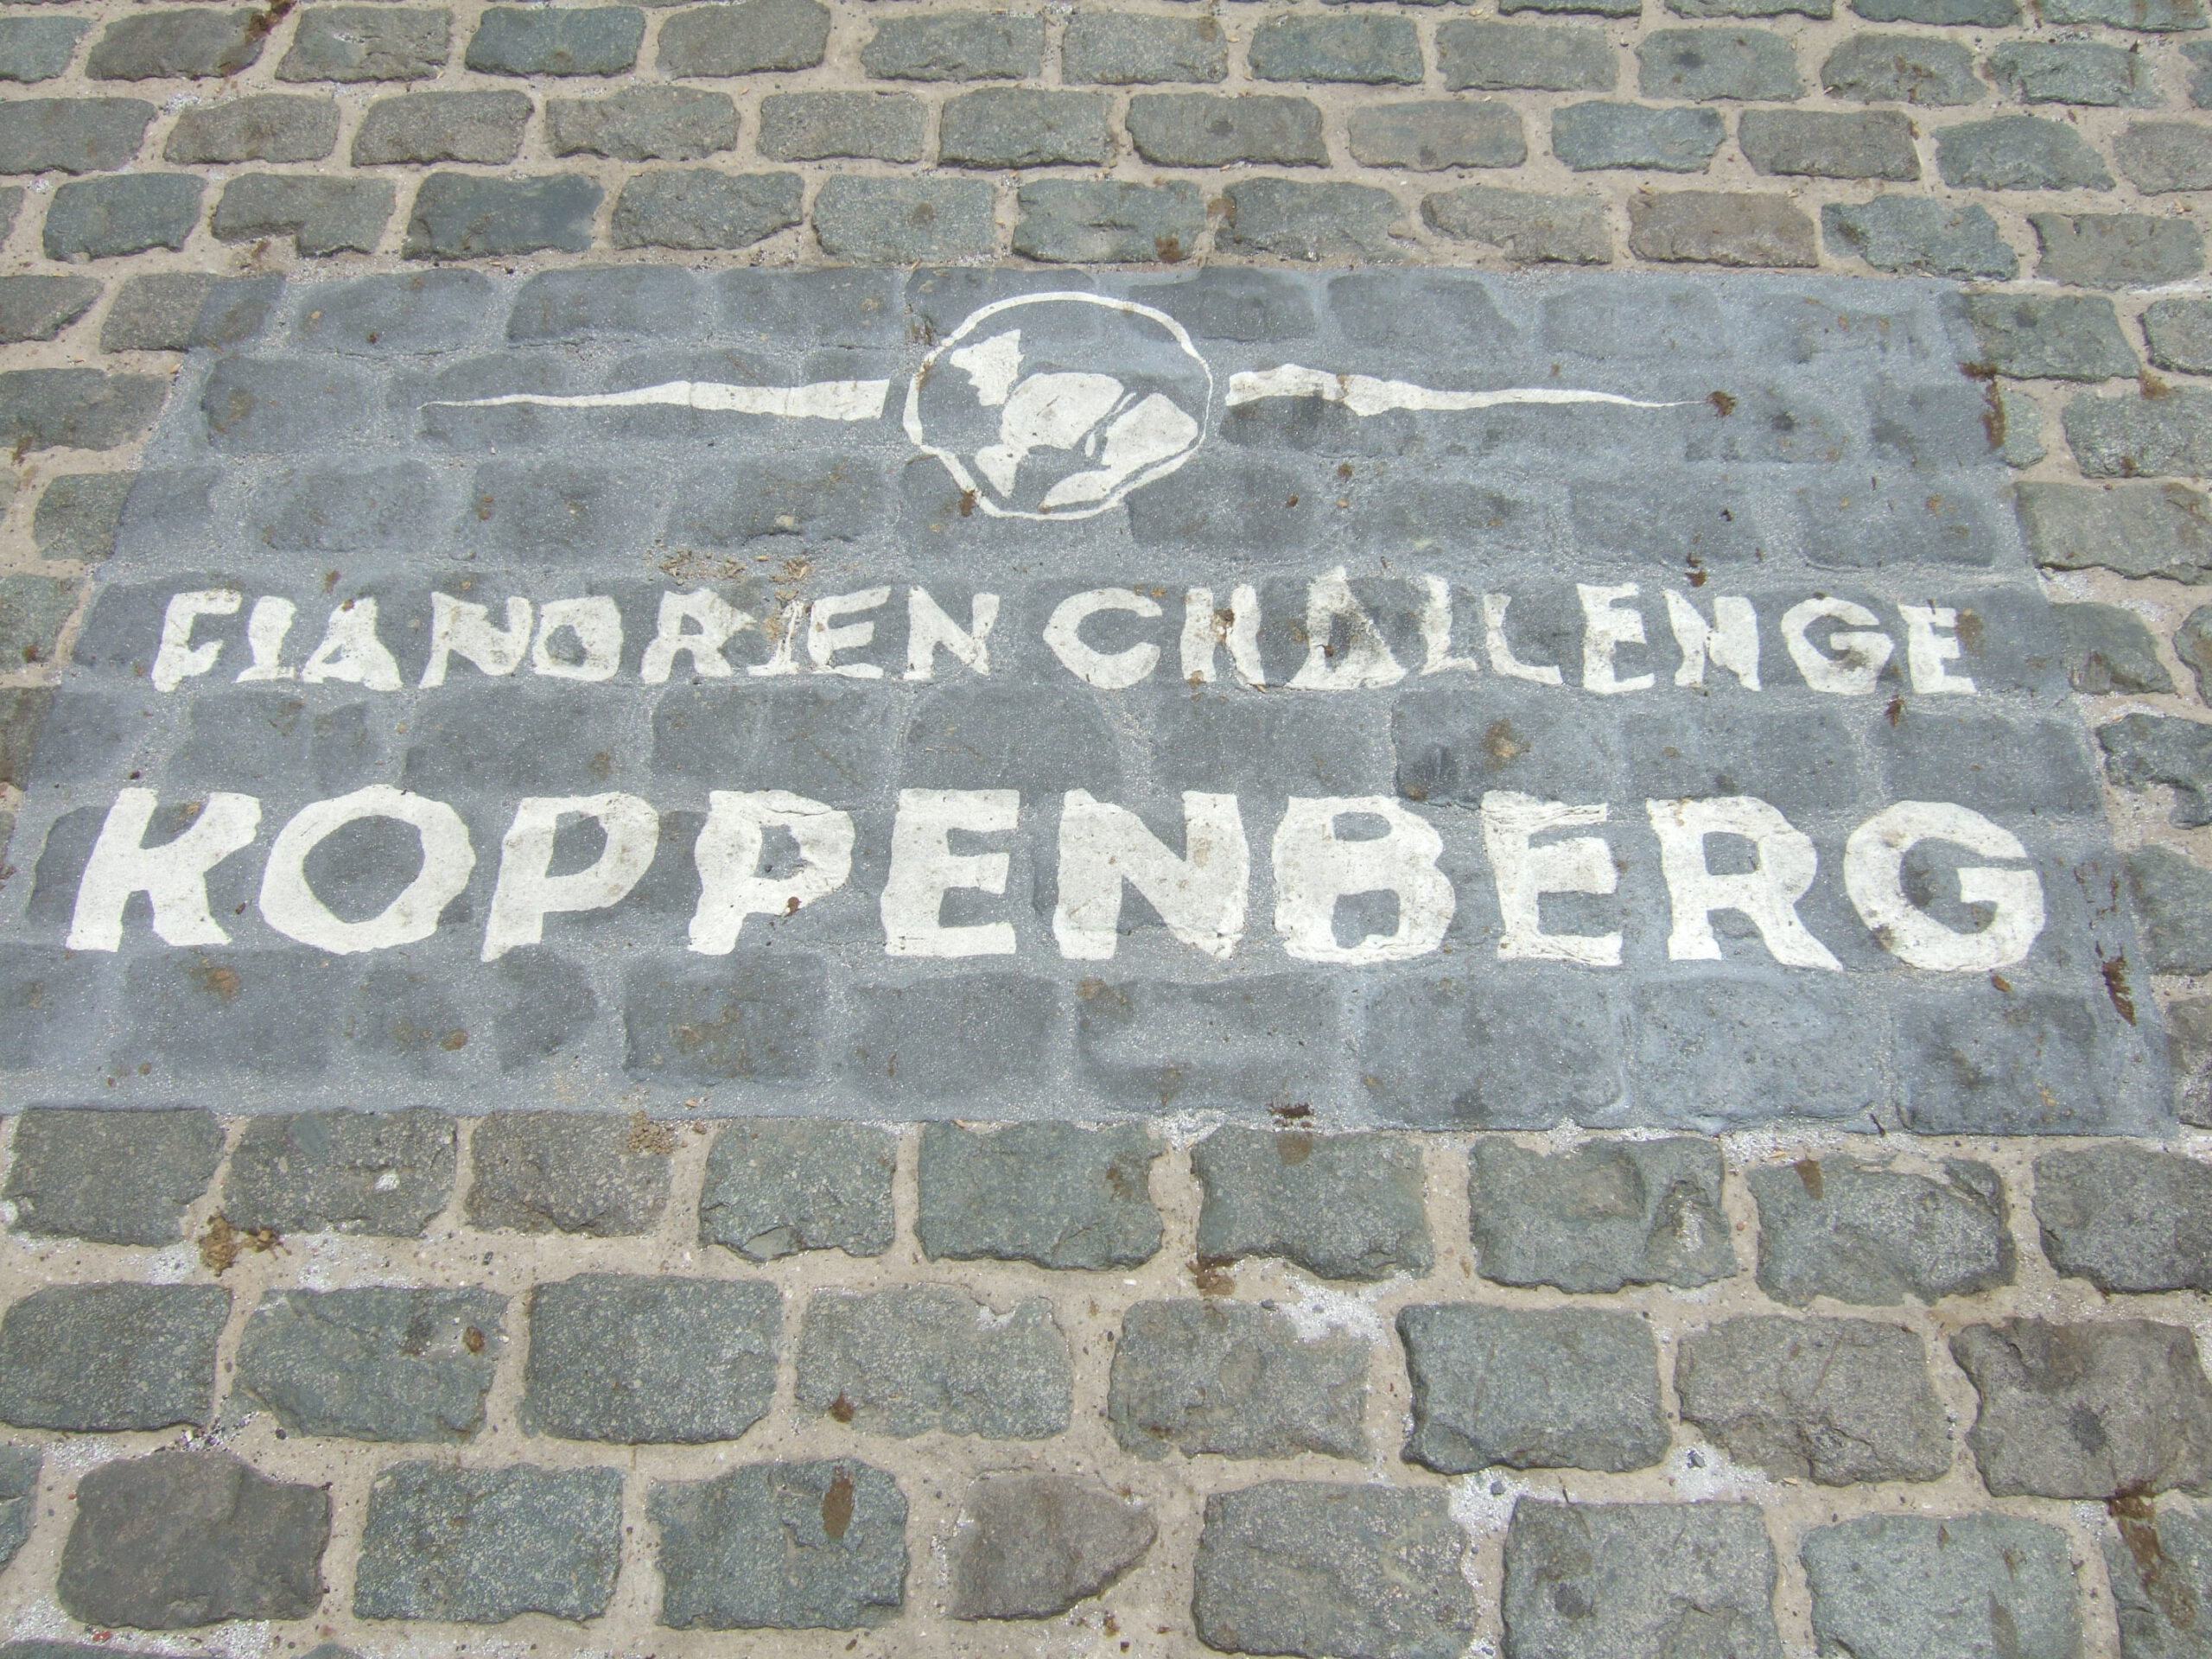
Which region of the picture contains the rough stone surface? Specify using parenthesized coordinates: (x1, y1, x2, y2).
(1967, 292, 2139, 379)
(938, 88, 1114, 168)
(2036, 212, 2205, 288)
(949, 1473, 1154, 1622)
(1629, 189, 1820, 264)
(2057, 601, 2177, 695)
(758, 91, 925, 161)
(1675, 1315, 1952, 1484)
(353, 90, 529, 165)
(2101, 714, 2212, 827)
(546, 86, 739, 161)
(525, 1273, 779, 1444)
(1440, 19, 1617, 91)
(1349, 99, 1526, 169)
(1400, 1302, 1669, 1473)
(1108, 1297, 1370, 1461)
(58, 1450, 328, 1629)
(2069, 388, 2212, 480)
(353, 1461, 622, 1623)
(236, 1286, 504, 1441)
(700, 1120, 895, 1262)
(465, 5, 643, 76)
(1554, 102, 1727, 170)
(610, 169, 802, 251)
(1424, 184, 1612, 260)
(656, 0, 823, 74)
(464, 1110, 672, 1236)
(1469, 1137, 1734, 1292)
(1193, 1128, 1432, 1282)
(1014, 180, 1205, 263)
(0, 18, 87, 84)
(796, 1283, 1071, 1440)
(2132, 847, 2212, 975)
(0, 572, 71, 666)
(0, 98, 152, 174)
(1953, 1319, 2212, 1497)
(1219, 178, 1405, 261)
(811, 176, 993, 263)
(1747, 1156, 2013, 1306)
(0, 1282, 226, 1430)
(1821, 31, 1979, 103)
(1063, 13, 1224, 85)
(2104, 1504, 2212, 1659)
(1192, 1482, 1478, 1659)
(43, 174, 202, 261)
(276, 6, 450, 82)
(1637, 28, 1802, 99)
(2035, 1144, 2212, 1293)
(1802, 1514, 2084, 1659)
(1822, 196, 2017, 276)
(1990, 40, 2152, 106)
(3, 1105, 222, 1244)
(1127, 92, 1327, 164)
(1855, 0, 2017, 20)
(652, 1460, 907, 1630)
(212, 174, 392, 256)
(918, 1122, 1160, 1269)
(2119, 121, 2212, 193)
(1937, 116, 2116, 190)
(2018, 481, 2212, 582)
(1501, 1500, 1783, 1659)
(860, 11, 1041, 81)
(2149, 298, 2212, 377)
(86, 9, 264, 80)
(0, 1447, 38, 1576)
(1740, 109, 1920, 179)
(404, 172, 601, 258)
(223, 1109, 454, 1236)
(2182, 605, 2212, 702)
(1250, 14, 1424, 85)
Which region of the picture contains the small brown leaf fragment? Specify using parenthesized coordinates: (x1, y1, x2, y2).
(1991, 971, 2013, 995)
(823, 1467, 855, 1540)
(1154, 235, 1184, 264)
(462, 1326, 486, 1355)
(199, 1214, 279, 1274)
(1708, 390, 1737, 417)
(627, 1112, 680, 1155)
(829, 1393, 855, 1424)
(1190, 1256, 1236, 1296)
(440, 1029, 467, 1052)
(1885, 695, 1904, 728)
(1794, 1158, 1825, 1200)
(957, 489, 977, 518)
(1269, 1102, 1313, 1122)
(2101, 950, 2138, 1026)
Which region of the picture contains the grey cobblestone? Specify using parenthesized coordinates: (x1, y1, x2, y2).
(1424, 183, 1612, 259)
(0, 573, 75, 666)
(1937, 115, 2115, 189)
(1109, 1298, 1370, 1461)
(1469, 1136, 1734, 1292)
(404, 172, 600, 257)
(2183, 604, 2212, 701)
(656, 0, 828, 76)
(85, 9, 264, 82)
(1502, 1500, 1783, 1659)
(1250, 14, 1424, 85)
(2061, 602, 2176, 695)
(0, 1282, 226, 1430)
(699, 1119, 894, 1262)
(166, 95, 338, 165)
(1991, 39, 2154, 105)
(1349, 99, 1526, 168)
(1637, 28, 1802, 99)
(1740, 109, 1920, 179)
(276, 7, 449, 83)
(0, 98, 152, 174)
(2119, 119, 2212, 191)
(465, 6, 644, 77)
(938, 88, 1114, 168)
(2035, 1143, 2212, 1292)
(757, 91, 924, 160)
(1439, 20, 1617, 91)
(2037, 211, 2205, 287)
(1821, 31, 1979, 103)
(1554, 101, 1726, 170)
(1747, 1155, 2013, 1305)
(525, 1273, 778, 1443)
(811, 175, 992, 262)
(2131, 846, 2212, 974)
(212, 175, 391, 257)
(354, 1461, 622, 1623)
(1063, 13, 1224, 85)
(43, 174, 202, 261)
(2147, 296, 2212, 372)
(353, 90, 529, 166)
(796, 1282, 1071, 1440)
(1822, 196, 2018, 276)
(1014, 179, 1205, 262)
(2069, 387, 2212, 478)
(949, 1473, 1155, 1621)
(2104, 1504, 2212, 1659)
(1194, 1128, 1431, 1281)
(2017, 480, 2212, 582)
(546, 86, 740, 160)
(0, 18, 86, 85)
(0, 1447, 37, 1576)
(2100, 713, 2212, 826)
(918, 1121, 1160, 1270)
(1802, 1513, 2082, 1659)
(464, 1111, 672, 1236)
(3, 1105, 220, 1244)
(1969, 292, 2139, 379)
(1629, 188, 1820, 264)
(1126, 92, 1327, 165)
(652, 1459, 907, 1630)
(860, 11, 1039, 81)
(222, 1109, 454, 1236)
(610, 168, 801, 250)
(237, 1286, 505, 1441)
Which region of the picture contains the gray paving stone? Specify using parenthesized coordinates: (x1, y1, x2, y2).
(2104, 1503, 2212, 1659)
(861, 10, 1040, 79)
(1502, 1500, 1783, 1659)
(59, 1450, 327, 1628)
(223, 1109, 454, 1236)
(1938, 115, 2115, 189)
(0, 274, 95, 345)
(354, 1461, 622, 1622)
(1014, 180, 1205, 263)
(1193, 1482, 1478, 1659)
(759, 91, 925, 160)
(2149, 296, 2212, 374)
(166, 94, 337, 164)
(796, 1283, 1071, 1440)
(0, 97, 153, 174)
(1967, 292, 2137, 379)
(467, 4, 641, 74)
(0, 573, 73, 667)
(1127, 92, 1328, 165)
(277, 5, 449, 81)
(652, 1460, 906, 1630)
(1857, 0, 2017, 19)
(465, 1111, 672, 1236)
(621, 953, 825, 1081)
(213, 175, 392, 256)
(1423, 184, 1612, 261)
(1064, 12, 1224, 83)
(1802, 1514, 2082, 1659)
(1554, 101, 1726, 169)
(2102, 714, 2212, 827)
(2035, 1145, 2212, 1293)
(86, 9, 264, 79)
(43, 174, 201, 261)
(1954, 1319, 2212, 1498)
(1991, 39, 2153, 105)
(1349, 99, 1525, 168)
(2037, 212, 2205, 288)
(1192, 1128, 1430, 1282)
(950, 1473, 1155, 1621)
(939, 88, 1114, 167)
(611, 168, 802, 250)
(547, 86, 738, 159)
(1741, 109, 1918, 179)
(1401, 1303, 1669, 1474)
(0, 17, 86, 82)
(1676, 1315, 1951, 1484)
(2120, 121, 2212, 194)
(4, 1105, 221, 1244)
(0, 1282, 226, 1430)
(1629, 189, 1819, 264)
(700, 1120, 895, 1262)
(404, 172, 601, 258)
(525, 1273, 779, 1444)
(2061, 604, 2177, 697)
(1504, 0, 1640, 17)
(1220, 178, 1404, 262)
(1747, 1156, 2013, 1306)
(1994, 382, 2048, 465)
(812, 175, 993, 263)
(1468, 1137, 1735, 1293)
(2182, 603, 2212, 702)
(2018, 481, 2212, 582)
(1822, 196, 2016, 276)
(1440, 20, 1616, 89)
(0, 1446, 38, 1575)
(1637, 27, 1801, 98)
(1251, 14, 1422, 84)
(353, 89, 529, 165)
(917, 1122, 1160, 1270)
(1821, 31, 1978, 102)
(1675, 0, 1831, 14)
(237, 1286, 504, 1441)
(657, 0, 827, 73)
(1108, 1298, 1370, 1461)
(2054, 0, 2207, 20)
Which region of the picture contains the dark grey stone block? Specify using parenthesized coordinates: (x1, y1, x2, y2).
(2102, 714, 2212, 827)
(449, 458, 646, 560)
(2173, 999, 2212, 1127)
(0, 97, 154, 174)
(1064, 11, 1224, 83)
(1937, 115, 2114, 189)
(950, 1473, 1154, 1621)
(1897, 983, 2139, 1135)
(1629, 188, 1818, 265)
(1468, 1136, 1734, 1292)
(1127, 92, 1327, 165)
(652, 1461, 906, 1630)
(526, 1273, 779, 1444)
(1401, 1303, 1669, 1474)
(2070, 389, 2212, 480)
(102, 272, 279, 352)
(1637, 26, 1801, 99)
(1802, 1514, 2082, 1659)
(1554, 101, 1726, 170)
(464, 1111, 672, 1236)
(1219, 178, 1405, 262)
(2183, 603, 2212, 701)
(2132, 847, 2212, 976)
(1990, 38, 2153, 105)
(0, 1283, 226, 1430)
(1676, 1315, 1951, 1484)
(1193, 1483, 1478, 1659)
(1440, 19, 1616, 90)
(700, 1120, 895, 1262)
(2018, 481, 2212, 582)
(1078, 975, 1338, 1115)
(622, 953, 824, 1084)
(2035, 1144, 2212, 1294)
(1424, 184, 1613, 262)
(404, 172, 601, 259)
(1251, 14, 1422, 83)
(2038, 212, 2204, 289)
(547, 86, 739, 160)
(2051, 0, 2204, 20)
(1192, 1127, 1431, 1282)
(811, 176, 994, 263)
(225, 1110, 454, 1236)
(2061, 605, 2177, 697)
(354, 89, 529, 164)
(59, 1450, 327, 1629)
(0, 1446, 39, 1574)
(4, 1105, 222, 1244)
(86, 9, 264, 79)
(0, 572, 75, 667)
(276, 5, 449, 81)
(2148, 296, 2212, 374)
(212, 174, 392, 257)
(1629, 969, 1881, 1127)
(861, 9, 1039, 79)
(1747, 1156, 2012, 1306)
(166, 94, 337, 163)
(1361, 971, 1618, 1128)
(2120, 121, 2212, 197)
(758, 91, 925, 161)
(1014, 180, 1205, 263)
(0, 368, 167, 452)
(612, 168, 804, 251)
(0, 274, 96, 344)
(257, 461, 444, 551)
(1969, 292, 2138, 379)
(0, 17, 86, 83)
(44, 174, 201, 261)
(1348, 99, 1526, 168)
(202, 356, 374, 453)
(1954, 1319, 2212, 1498)
(2104, 1505, 2212, 1659)
(1108, 1298, 1369, 1461)
(941, 88, 1113, 166)
(842, 974, 1054, 1103)
(1821, 31, 1978, 103)
(237, 1287, 504, 1441)
(466, 5, 643, 74)
(656, 0, 827, 73)
(1502, 1500, 1782, 1659)
(796, 1283, 1071, 1440)
(1743, 109, 1918, 179)
(918, 1122, 1158, 1269)
(354, 1462, 622, 1622)
(510, 265, 697, 339)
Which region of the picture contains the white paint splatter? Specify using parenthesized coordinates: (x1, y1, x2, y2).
(1225, 365, 1689, 418)
(425, 378, 892, 422)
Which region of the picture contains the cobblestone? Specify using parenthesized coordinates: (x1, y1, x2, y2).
(860, 11, 1039, 82)
(1802, 1513, 2082, 1659)
(354, 1461, 621, 1622)
(949, 1473, 1155, 1621)
(1424, 183, 1612, 260)
(1109, 1297, 1369, 1461)
(1194, 1128, 1431, 1281)
(1937, 115, 2115, 189)
(1991, 39, 2154, 105)
(699, 1119, 894, 1262)
(1637, 28, 1802, 99)
(757, 91, 924, 161)
(404, 172, 601, 258)
(0, 1282, 226, 1430)
(1822, 196, 2018, 276)
(1014, 179, 1205, 262)
(353, 90, 528, 166)
(546, 86, 739, 161)
(918, 1121, 1160, 1269)
(1126, 92, 1327, 165)
(166, 95, 337, 165)
(1349, 99, 1526, 168)
(1063, 13, 1224, 85)
(0, 19, 86, 85)
(0, 98, 151, 173)
(656, 0, 827, 76)
(2119, 119, 2212, 192)
(85, 9, 263, 81)
(2037, 211, 2206, 287)
(2100, 713, 2212, 826)
(236, 1286, 504, 1441)
(2104, 1503, 2212, 1659)
(2018, 480, 2212, 581)
(1740, 109, 1919, 179)
(276, 7, 448, 83)
(2057, 601, 2177, 693)
(795, 1282, 1071, 1440)
(652, 1460, 906, 1630)
(1747, 1155, 2013, 1305)
(1249, 15, 1423, 85)
(2035, 1143, 2212, 1291)
(1501, 1500, 1783, 1659)
(811, 175, 992, 262)
(43, 175, 201, 261)
(1554, 101, 1726, 170)
(464, 1111, 671, 1236)
(465, 6, 643, 77)
(3, 1105, 220, 1243)
(524, 1273, 778, 1443)
(610, 168, 801, 250)
(211, 175, 391, 256)
(1219, 177, 1405, 261)
(1629, 189, 1821, 264)
(2131, 845, 2212, 973)
(1968, 292, 2139, 379)
(0, 1447, 36, 1576)
(222, 1109, 454, 1236)
(1469, 1137, 1734, 1292)
(938, 88, 1113, 168)
(1820, 31, 1979, 103)
(1439, 20, 1617, 91)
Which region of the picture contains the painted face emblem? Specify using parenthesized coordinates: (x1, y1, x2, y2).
(905, 292, 1213, 520)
